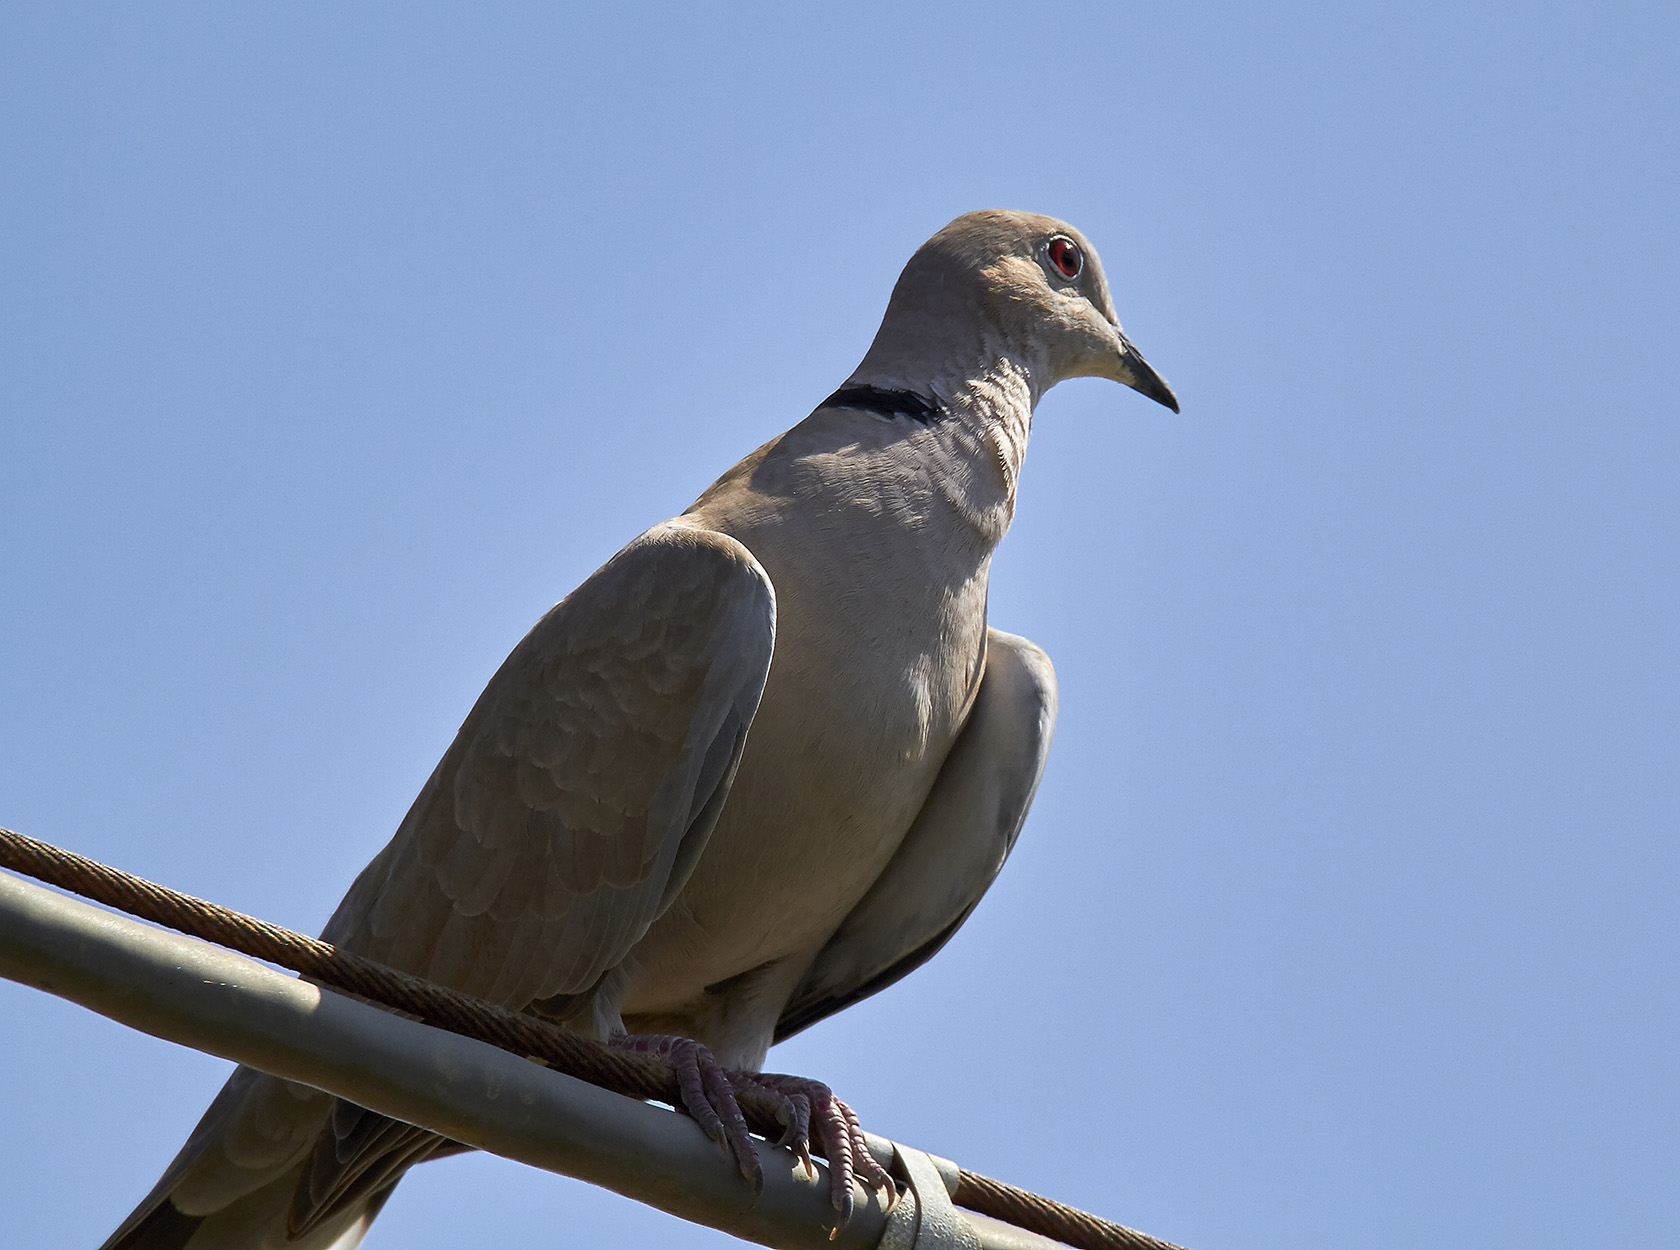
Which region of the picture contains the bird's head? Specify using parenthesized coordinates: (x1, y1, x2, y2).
(853, 209, 1179, 413)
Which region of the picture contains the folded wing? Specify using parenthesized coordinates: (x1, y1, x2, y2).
(104, 520, 777, 1250)
(775, 629, 1056, 1042)
(326, 520, 776, 1009)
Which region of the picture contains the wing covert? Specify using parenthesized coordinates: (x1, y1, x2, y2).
(321, 520, 775, 1012)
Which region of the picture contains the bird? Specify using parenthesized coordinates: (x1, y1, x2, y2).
(102, 209, 1179, 1250)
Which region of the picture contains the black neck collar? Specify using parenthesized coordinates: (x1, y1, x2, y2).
(820, 384, 941, 425)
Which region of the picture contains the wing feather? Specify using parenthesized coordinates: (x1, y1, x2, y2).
(775, 629, 1055, 1042)
(324, 520, 774, 1009)
(283, 522, 774, 1238)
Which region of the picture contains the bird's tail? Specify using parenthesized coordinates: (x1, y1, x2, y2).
(101, 1066, 399, 1250)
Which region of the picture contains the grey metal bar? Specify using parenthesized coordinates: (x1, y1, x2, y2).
(0, 870, 1067, 1250)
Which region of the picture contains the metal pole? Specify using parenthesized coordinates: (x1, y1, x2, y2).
(0, 870, 1060, 1250)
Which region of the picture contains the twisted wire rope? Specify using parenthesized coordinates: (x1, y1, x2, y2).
(0, 826, 1185, 1250)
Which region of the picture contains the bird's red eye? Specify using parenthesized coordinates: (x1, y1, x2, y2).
(1048, 236, 1083, 279)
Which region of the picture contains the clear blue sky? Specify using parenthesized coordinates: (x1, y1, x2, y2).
(3, 5, 1677, 1248)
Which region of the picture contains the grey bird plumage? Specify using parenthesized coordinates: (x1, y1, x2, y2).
(103, 209, 1178, 1249)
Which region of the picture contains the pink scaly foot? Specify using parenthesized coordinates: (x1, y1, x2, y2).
(744, 1072, 896, 1227)
(609, 1034, 895, 1229)
(610, 1033, 768, 1192)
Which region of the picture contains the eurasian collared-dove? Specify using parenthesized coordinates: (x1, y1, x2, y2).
(103, 209, 1178, 1250)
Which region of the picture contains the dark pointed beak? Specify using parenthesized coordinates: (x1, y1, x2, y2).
(1115, 332, 1180, 413)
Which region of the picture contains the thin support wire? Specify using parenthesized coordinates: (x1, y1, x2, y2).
(0, 827, 1187, 1250)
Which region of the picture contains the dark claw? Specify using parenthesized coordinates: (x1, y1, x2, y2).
(838, 1098, 895, 1203)
(750, 1073, 895, 1229)
(610, 1036, 891, 1230)
(784, 1092, 814, 1174)
(736, 1075, 813, 1173)
(611, 1034, 763, 1193)
(695, 1048, 763, 1192)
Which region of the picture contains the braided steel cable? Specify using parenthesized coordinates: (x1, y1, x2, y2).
(0, 826, 1188, 1250)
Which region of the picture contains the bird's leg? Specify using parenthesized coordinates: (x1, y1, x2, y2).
(607, 1035, 893, 1230)
(729, 1073, 812, 1168)
(746, 1072, 896, 1225)
(609, 1033, 776, 1194)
